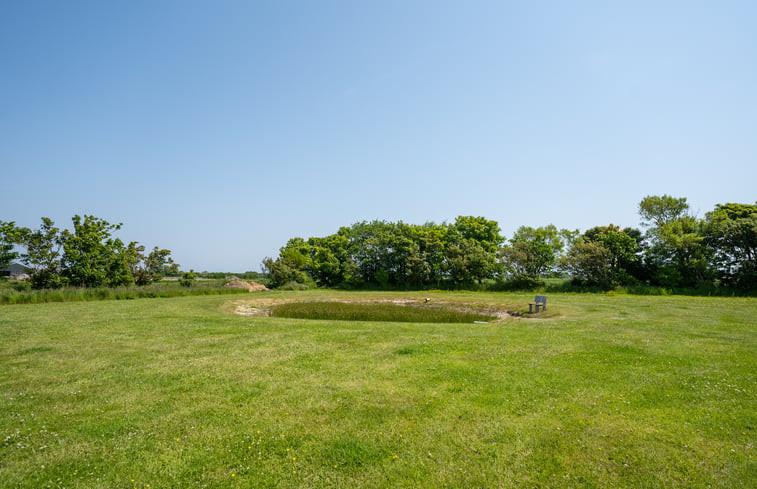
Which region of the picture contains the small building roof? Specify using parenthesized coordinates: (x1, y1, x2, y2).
(0, 262, 28, 275)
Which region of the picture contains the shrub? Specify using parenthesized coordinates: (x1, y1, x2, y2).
(179, 270, 197, 287)
(278, 280, 311, 291)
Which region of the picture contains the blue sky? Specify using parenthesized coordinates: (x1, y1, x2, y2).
(2, 1, 755, 272)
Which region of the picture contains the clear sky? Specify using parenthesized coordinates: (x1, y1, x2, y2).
(2, 1, 755, 272)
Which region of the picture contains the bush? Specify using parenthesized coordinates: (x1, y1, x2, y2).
(278, 280, 312, 291)
(179, 270, 197, 287)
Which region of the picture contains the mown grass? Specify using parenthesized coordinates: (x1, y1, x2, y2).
(270, 301, 497, 323)
(0, 290, 755, 488)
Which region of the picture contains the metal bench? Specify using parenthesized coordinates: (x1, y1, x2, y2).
(529, 295, 547, 313)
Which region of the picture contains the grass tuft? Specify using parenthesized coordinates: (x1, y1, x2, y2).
(322, 437, 389, 469)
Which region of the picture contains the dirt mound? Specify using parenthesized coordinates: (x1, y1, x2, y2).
(224, 276, 269, 292)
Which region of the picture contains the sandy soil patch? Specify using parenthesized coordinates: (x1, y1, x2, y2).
(224, 276, 269, 292)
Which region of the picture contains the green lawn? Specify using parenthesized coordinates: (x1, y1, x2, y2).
(1, 291, 755, 488)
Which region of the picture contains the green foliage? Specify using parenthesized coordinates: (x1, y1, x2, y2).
(20, 217, 65, 288)
(10, 215, 176, 289)
(159, 262, 181, 277)
(639, 194, 690, 227)
(60, 215, 132, 287)
(179, 269, 197, 287)
(267, 217, 503, 289)
(561, 240, 614, 288)
(452, 215, 504, 253)
(705, 202, 757, 289)
(262, 253, 311, 288)
(307, 234, 353, 287)
(639, 196, 712, 288)
(0, 220, 27, 270)
(445, 237, 499, 285)
(560, 225, 642, 287)
(584, 224, 642, 283)
(127, 245, 175, 286)
(277, 280, 312, 291)
(647, 216, 711, 288)
(499, 225, 570, 283)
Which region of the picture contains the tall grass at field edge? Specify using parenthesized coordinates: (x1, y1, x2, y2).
(0, 283, 251, 305)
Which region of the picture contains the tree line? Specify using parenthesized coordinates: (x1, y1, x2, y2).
(0, 215, 178, 289)
(262, 196, 757, 291)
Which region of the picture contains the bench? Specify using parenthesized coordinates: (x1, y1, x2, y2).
(529, 295, 547, 313)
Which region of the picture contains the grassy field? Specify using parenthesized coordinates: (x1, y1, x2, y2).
(0, 290, 754, 488)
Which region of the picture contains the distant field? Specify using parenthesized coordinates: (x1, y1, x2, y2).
(0, 291, 754, 488)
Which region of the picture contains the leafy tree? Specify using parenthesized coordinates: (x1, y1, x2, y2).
(307, 234, 353, 287)
(262, 257, 309, 288)
(583, 225, 641, 284)
(279, 237, 312, 271)
(639, 195, 690, 228)
(414, 223, 448, 285)
(124, 243, 175, 285)
(453, 216, 504, 253)
(61, 215, 132, 287)
(704, 202, 757, 289)
(649, 217, 711, 287)
(262, 250, 311, 288)
(445, 237, 498, 285)
(20, 217, 65, 288)
(1, 220, 27, 270)
(499, 225, 568, 284)
(123, 242, 146, 282)
(347, 221, 396, 286)
(560, 225, 642, 287)
(263, 237, 314, 288)
(158, 262, 181, 277)
(638, 195, 711, 288)
(562, 241, 614, 288)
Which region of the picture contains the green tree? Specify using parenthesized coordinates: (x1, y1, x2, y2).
(453, 216, 504, 253)
(561, 241, 614, 288)
(20, 217, 65, 288)
(638, 195, 712, 287)
(347, 221, 396, 286)
(446, 237, 498, 285)
(261, 237, 313, 288)
(124, 243, 175, 286)
(61, 215, 132, 287)
(1, 220, 27, 270)
(639, 195, 690, 228)
(648, 217, 711, 287)
(262, 256, 310, 288)
(307, 234, 352, 287)
(499, 225, 567, 284)
(704, 202, 757, 289)
(583, 225, 641, 284)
